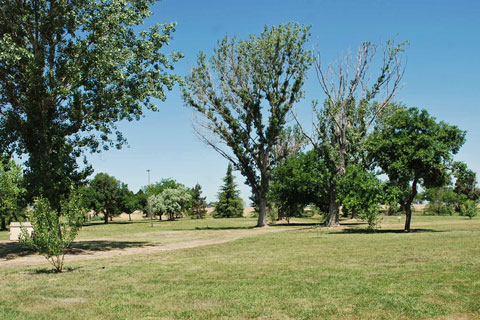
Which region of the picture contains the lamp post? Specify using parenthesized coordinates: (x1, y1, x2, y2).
(147, 169, 153, 226)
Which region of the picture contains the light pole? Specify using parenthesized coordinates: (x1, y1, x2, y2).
(147, 169, 153, 226)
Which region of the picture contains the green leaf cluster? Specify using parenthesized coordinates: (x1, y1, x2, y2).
(0, 159, 25, 230)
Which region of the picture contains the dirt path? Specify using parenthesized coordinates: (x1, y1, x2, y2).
(0, 226, 288, 268)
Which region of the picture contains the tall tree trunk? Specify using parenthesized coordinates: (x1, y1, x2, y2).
(104, 211, 109, 224)
(351, 210, 358, 219)
(404, 178, 418, 232)
(326, 184, 340, 227)
(257, 194, 267, 227)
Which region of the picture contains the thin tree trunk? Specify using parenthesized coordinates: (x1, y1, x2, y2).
(404, 178, 418, 232)
(351, 210, 358, 219)
(104, 212, 109, 224)
(1, 216, 6, 231)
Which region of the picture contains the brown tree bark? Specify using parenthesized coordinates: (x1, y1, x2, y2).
(257, 195, 267, 227)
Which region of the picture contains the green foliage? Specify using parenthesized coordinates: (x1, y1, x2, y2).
(0, 0, 182, 209)
(337, 165, 383, 229)
(149, 186, 192, 220)
(189, 184, 207, 219)
(459, 200, 479, 219)
(368, 106, 466, 231)
(423, 187, 458, 215)
(86, 173, 131, 224)
(213, 164, 244, 218)
(269, 151, 331, 220)
(452, 162, 479, 201)
(145, 179, 183, 197)
(183, 23, 313, 227)
(19, 194, 86, 272)
(0, 159, 25, 230)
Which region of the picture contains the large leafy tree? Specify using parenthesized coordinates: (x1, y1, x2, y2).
(183, 23, 313, 227)
(87, 173, 126, 224)
(0, 159, 25, 230)
(368, 107, 465, 231)
(0, 0, 182, 210)
(214, 164, 244, 219)
(149, 185, 192, 220)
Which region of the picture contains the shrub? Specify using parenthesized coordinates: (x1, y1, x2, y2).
(459, 200, 478, 220)
(20, 194, 86, 272)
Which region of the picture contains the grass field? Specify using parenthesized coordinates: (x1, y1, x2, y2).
(0, 215, 479, 319)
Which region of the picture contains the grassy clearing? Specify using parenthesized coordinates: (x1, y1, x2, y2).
(0, 216, 479, 319)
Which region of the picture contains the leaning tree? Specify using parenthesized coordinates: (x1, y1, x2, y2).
(183, 23, 313, 227)
(0, 0, 182, 210)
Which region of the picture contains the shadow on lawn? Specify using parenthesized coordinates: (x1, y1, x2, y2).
(192, 226, 256, 231)
(329, 228, 446, 234)
(0, 240, 151, 260)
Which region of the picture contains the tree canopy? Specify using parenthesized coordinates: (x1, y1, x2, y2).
(368, 106, 466, 231)
(0, 0, 182, 209)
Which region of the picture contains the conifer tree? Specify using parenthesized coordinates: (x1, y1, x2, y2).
(190, 184, 207, 219)
(214, 164, 244, 218)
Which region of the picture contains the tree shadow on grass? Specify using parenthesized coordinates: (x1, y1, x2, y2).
(268, 222, 323, 227)
(329, 228, 446, 234)
(192, 226, 256, 231)
(0, 240, 152, 260)
(0, 242, 34, 259)
(67, 241, 152, 255)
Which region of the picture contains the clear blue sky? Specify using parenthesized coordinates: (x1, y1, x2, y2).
(86, 0, 480, 204)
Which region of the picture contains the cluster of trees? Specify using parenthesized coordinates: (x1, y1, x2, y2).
(0, 1, 478, 269)
(183, 23, 478, 231)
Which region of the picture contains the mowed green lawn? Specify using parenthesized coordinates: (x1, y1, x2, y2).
(0, 216, 479, 319)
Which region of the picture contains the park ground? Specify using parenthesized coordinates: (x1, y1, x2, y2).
(0, 215, 479, 319)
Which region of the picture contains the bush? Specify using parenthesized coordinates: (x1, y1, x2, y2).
(459, 200, 478, 219)
(20, 194, 86, 272)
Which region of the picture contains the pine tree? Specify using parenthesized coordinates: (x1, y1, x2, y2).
(190, 184, 207, 219)
(214, 164, 244, 218)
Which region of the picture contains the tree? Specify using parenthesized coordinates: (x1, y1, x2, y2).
(337, 165, 384, 229)
(145, 179, 183, 197)
(183, 23, 313, 227)
(189, 184, 207, 219)
(422, 187, 458, 215)
(213, 164, 244, 218)
(88, 173, 124, 224)
(20, 193, 86, 272)
(0, 0, 182, 210)
(149, 186, 192, 220)
(459, 200, 478, 220)
(367, 107, 465, 231)
(452, 162, 480, 201)
(269, 151, 331, 221)
(0, 159, 25, 230)
(294, 41, 407, 226)
(119, 183, 137, 221)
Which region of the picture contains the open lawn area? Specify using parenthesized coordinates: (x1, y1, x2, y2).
(0, 216, 479, 319)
